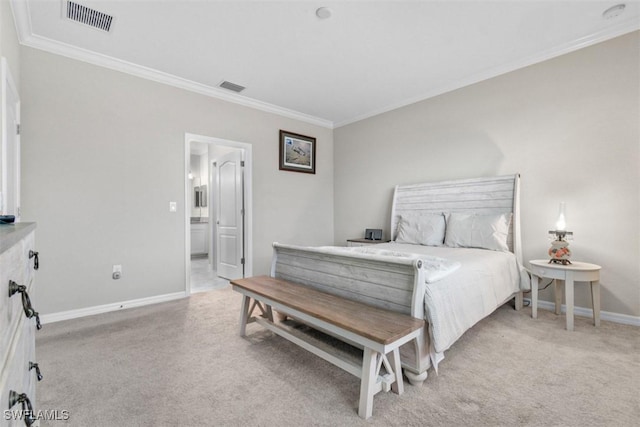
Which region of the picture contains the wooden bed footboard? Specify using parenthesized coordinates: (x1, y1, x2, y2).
(270, 243, 432, 383)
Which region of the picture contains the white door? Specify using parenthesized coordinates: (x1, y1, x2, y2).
(1, 59, 20, 219)
(215, 150, 244, 280)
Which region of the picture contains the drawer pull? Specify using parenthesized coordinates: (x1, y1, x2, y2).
(29, 362, 43, 381)
(8, 281, 42, 330)
(29, 250, 39, 270)
(8, 390, 36, 426)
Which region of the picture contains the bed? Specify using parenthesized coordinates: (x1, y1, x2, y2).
(270, 174, 529, 385)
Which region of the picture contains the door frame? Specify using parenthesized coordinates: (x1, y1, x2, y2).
(184, 133, 253, 294)
(1, 57, 20, 218)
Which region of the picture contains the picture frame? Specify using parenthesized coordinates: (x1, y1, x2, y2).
(279, 130, 316, 174)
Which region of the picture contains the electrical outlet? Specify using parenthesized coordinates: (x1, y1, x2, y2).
(112, 265, 122, 280)
(169, 201, 177, 212)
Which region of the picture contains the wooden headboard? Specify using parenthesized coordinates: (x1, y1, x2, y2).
(390, 174, 522, 264)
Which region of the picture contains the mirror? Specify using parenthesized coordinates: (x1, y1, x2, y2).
(194, 185, 207, 207)
(190, 149, 209, 220)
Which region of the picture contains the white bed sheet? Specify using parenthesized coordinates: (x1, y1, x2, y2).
(353, 242, 522, 357)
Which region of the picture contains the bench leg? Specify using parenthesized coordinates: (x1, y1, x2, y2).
(265, 304, 274, 322)
(249, 299, 274, 323)
(239, 295, 251, 337)
(358, 348, 377, 419)
(390, 348, 404, 395)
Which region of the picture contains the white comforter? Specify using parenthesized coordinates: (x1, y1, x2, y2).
(350, 242, 523, 366)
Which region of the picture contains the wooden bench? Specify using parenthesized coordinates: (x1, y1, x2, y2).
(231, 275, 425, 419)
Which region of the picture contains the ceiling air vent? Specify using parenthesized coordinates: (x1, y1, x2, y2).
(219, 81, 246, 93)
(66, 1, 113, 32)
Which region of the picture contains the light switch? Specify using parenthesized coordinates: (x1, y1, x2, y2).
(169, 202, 177, 212)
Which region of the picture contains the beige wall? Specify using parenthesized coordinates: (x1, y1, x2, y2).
(0, 0, 20, 87)
(21, 47, 333, 314)
(334, 32, 640, 317)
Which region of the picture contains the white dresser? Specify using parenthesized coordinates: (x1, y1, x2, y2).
(1, 223, 40, 427)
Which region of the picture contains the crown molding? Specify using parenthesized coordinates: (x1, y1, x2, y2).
(23, 34, 334, 128)
(10, 0, 333, 129)
(335, 18, 640, 128)
(10, 0, 33, 42)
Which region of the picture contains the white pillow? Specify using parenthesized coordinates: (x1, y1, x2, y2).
(395, 213, 446, 246)
(444, 212, 511, 252)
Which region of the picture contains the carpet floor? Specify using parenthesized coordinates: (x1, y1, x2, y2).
(36, 286, 639, 426)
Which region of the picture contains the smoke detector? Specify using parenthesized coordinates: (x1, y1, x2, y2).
(65, 1, 114, 32)
(316, 7, 332, 19)
(602, 4, 626, 20)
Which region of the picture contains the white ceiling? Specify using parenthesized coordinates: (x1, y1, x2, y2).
(11, 0, 640, 128)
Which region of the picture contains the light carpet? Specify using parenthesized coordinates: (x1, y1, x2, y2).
(36, 286, 639, 426)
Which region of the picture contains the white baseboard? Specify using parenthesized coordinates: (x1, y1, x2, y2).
(525, 299, 640, 327)
(39, 294, 640, 327)
(40, 291, 188, 324)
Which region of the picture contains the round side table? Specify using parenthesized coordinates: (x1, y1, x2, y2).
(528, 260, 602, 331)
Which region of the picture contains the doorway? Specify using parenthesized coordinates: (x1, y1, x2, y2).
(184, 133, 252, 294)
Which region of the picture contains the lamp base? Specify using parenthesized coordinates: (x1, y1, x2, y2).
(548, 238, 571, 265)
(549, 258, 572, 265)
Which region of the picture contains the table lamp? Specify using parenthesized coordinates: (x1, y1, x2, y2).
(548, 202, 573, 264)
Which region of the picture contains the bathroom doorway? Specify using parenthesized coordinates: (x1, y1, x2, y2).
(184, 133, 253, 294)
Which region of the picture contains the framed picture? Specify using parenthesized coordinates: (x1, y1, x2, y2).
(279, 130, 316, 174)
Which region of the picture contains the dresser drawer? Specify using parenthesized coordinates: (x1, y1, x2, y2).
(1, 319, 37, 427)
(0, 245, 30, 366)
